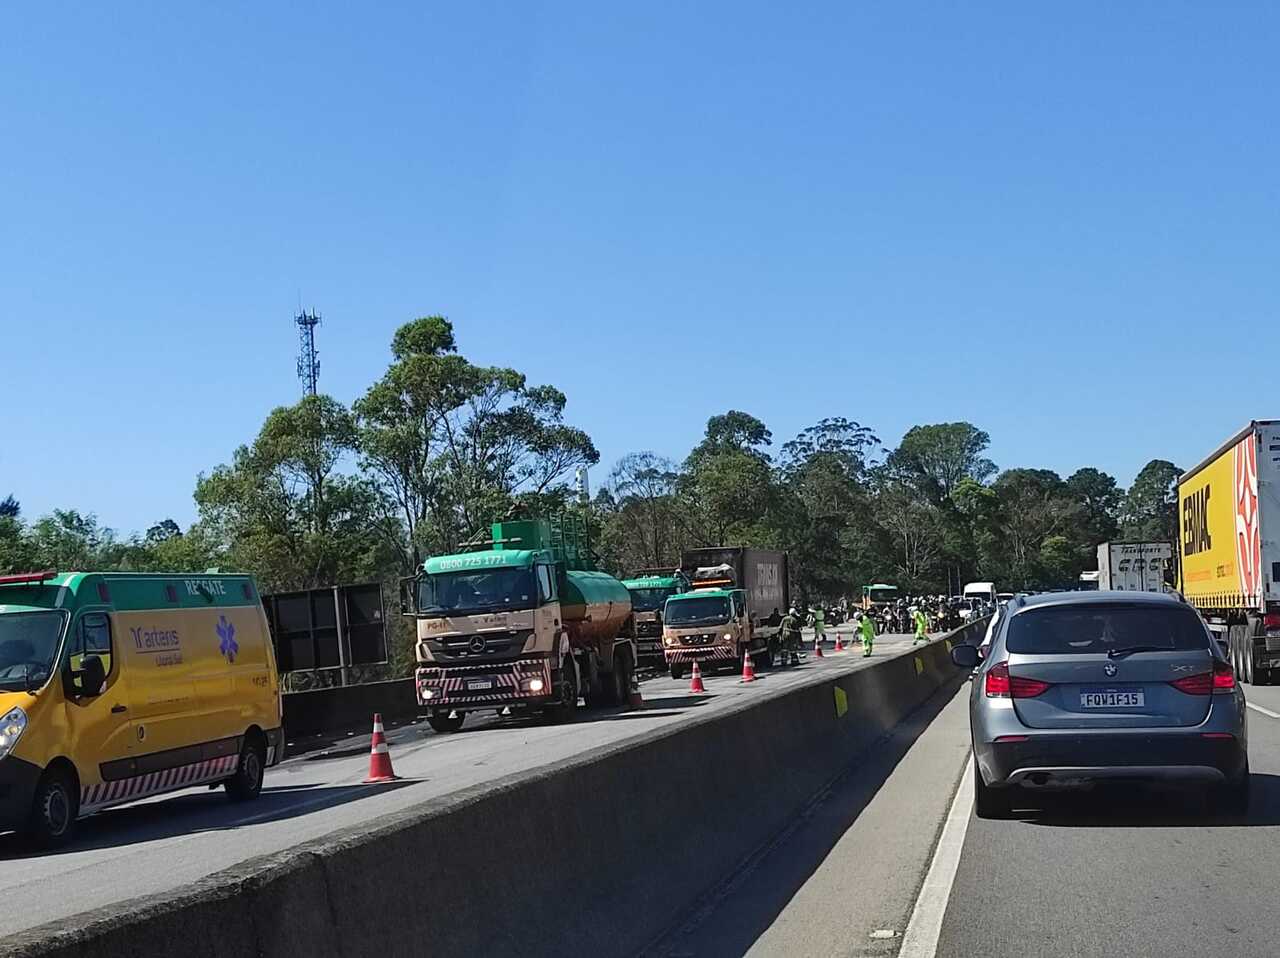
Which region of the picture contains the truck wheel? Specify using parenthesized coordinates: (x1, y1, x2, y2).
(669, 664, 685, 680)
(759, 647, 774, 669)
(549, 665, 578, 722)
(25, 766, 79, 848)
(1244, 642, 1257, 685)
(225, 734, 266, 802)
(428, 710, 465, 733)
(610, 652, 633, 705)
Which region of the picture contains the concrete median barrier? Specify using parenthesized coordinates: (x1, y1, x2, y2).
(4, 619, 988, 958)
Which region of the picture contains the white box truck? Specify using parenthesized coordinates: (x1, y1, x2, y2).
(1095, 542, 1172, 593)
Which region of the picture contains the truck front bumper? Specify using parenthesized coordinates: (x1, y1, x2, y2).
(416, 657, 553, 711)
(664, 645, 737, 666)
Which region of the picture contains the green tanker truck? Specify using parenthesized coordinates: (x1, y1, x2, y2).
(621, 570, 687, 666)
(402, 516, 636, 733)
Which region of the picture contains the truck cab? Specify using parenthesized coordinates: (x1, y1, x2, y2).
(621, 572, 686, 665)
(405, 518, 635, 733)
(661, 587, 751, 679)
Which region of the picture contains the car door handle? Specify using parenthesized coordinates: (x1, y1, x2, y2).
(111, 705, 128, 714)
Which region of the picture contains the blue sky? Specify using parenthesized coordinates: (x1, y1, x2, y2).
(3, 2, 1278, 535)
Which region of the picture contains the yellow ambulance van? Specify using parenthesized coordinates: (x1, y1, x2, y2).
(0, 570, 283, 845)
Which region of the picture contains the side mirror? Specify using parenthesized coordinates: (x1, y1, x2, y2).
(951, 644, 980, 669)
(398, 576, 418, 615)
(77, 655, 107, 696)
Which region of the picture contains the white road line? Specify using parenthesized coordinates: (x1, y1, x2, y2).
(897, 755, 975, 958)
(1247, 701, 1280, 719)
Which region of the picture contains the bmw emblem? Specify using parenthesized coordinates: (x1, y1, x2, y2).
(1103, 662, 1118, 677)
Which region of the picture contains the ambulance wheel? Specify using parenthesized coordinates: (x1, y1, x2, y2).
(25, 765, 78, 848)
(428, 710, 466, 734)
(225, 735, 266, 802)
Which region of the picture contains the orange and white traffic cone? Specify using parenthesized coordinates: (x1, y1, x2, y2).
(628, 673, 645, 710)
(689, 661, 706, 693)
(834, 633, 845, 653)
(740, 651, 757, 683)
(814, 637, 824, 658)
(363, 713, 399, 783)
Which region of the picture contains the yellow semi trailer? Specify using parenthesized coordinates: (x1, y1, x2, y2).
(1178, 420, 1280, 685)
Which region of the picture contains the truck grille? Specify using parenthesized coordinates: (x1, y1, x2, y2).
(426, 631, 530, 662)
(636, 621, 662, 637)
(679, 633, 718, 646)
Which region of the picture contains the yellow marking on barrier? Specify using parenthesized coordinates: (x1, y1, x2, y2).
(834, 685, 848, 718)
(914, 655, 924, 675)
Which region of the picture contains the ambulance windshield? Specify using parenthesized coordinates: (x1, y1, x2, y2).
(0, 611, 67, 691)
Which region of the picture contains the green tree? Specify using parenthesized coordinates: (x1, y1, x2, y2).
(686, 410, 772, 466)
(1065, 467, 1123, 554)
(1121, 459, 1181, 544)
(886, 422, 996, 507)
(598, 452, 688, 571)
(195, 395, 394, 591)
(355, 317, 597, 564)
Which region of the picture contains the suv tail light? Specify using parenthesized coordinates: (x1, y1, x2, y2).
(1170, 660, 1235, 696)
(985, 662, 1051, 698)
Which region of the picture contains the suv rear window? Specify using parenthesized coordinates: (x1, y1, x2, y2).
(1005, 604, 1208, 655)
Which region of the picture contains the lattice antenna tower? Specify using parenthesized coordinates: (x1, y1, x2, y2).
(296, 309, 321, 396)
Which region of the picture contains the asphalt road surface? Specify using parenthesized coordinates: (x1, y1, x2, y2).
(0, 626, 927, 938)
(648, 673, 1280, 958)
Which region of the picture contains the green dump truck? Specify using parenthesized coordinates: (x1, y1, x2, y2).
(620, 570, 687, 666)
(402, 516, 636, 733)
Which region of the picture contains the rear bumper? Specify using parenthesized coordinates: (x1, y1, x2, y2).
(0, 755, 42, 829)
(978, 733, 1247, 788)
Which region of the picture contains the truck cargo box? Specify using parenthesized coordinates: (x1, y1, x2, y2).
(680, 547, 789, 626)
(1178, 420, 1280, 613)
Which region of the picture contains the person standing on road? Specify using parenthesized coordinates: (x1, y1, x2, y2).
(912, 606, 929, 645)
(858, 611, 876, 657)
(780, 607, 803, 666)
(809, 607, 826, 646)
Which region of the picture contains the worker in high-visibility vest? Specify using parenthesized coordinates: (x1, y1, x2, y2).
(809, 607, 825, 645)
(857, 611, 876, 658)
(912, 606, 929, 645)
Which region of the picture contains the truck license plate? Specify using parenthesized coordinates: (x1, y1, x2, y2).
(466, 678, 495, 691)
(1080, 689, 1144, 708)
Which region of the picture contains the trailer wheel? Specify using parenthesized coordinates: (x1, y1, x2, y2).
(428, 710, 465, 733)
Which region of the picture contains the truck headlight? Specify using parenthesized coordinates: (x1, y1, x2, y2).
(0, 707, 27, 760)
(527, 678, 545, 692)
(664, 636, 678, 648)
(724, 633, 733, 641)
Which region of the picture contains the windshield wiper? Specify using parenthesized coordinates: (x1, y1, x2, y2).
(1107, 645, 1171, 659)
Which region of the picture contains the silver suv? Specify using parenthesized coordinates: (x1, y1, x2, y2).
(951, 591, 1249, 819)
